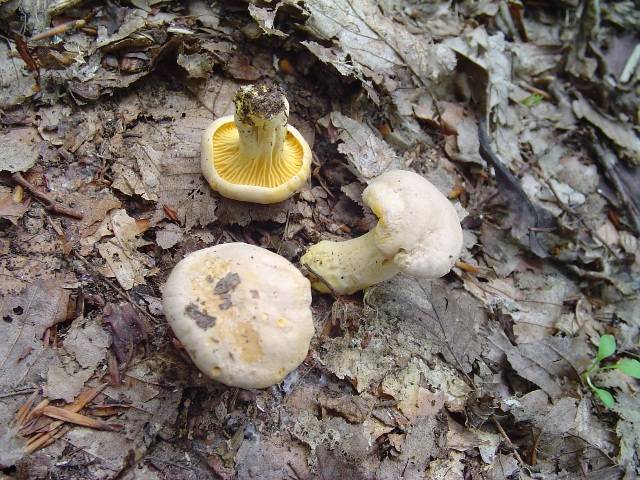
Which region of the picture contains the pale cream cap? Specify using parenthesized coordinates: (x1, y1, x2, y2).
(162, 243, 314, 388)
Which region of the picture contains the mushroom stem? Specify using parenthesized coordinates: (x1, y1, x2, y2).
(301, 230, 400, 295)
(231, 85, 292, 185)
(235, 108, 287, 171)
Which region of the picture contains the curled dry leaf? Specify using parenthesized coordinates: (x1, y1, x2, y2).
(103, 302, 149, 365)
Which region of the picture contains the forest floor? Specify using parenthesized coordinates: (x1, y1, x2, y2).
(0, 1, 639, 479)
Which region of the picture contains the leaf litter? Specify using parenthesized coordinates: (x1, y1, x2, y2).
(0, 0, 639, 479)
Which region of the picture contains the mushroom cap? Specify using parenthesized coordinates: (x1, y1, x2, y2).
(201, 116, 311, 204)
(363, 170, 463, 278)
(162, 243, 314, 389)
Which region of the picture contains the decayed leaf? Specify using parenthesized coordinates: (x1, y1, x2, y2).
(319, 392, 376, 423)
(612, 392, 640, 478)
(177, 52, 213, 79)
(301, 41, 379, 102)
(486, 328, 589, 400)
(46, 318, 110, 402)
(319, 112, 400, 182)
(215, 197, 290, 226)
(446, 416, 501, 464)
(63, 356, 182, 477)
(235, 435, 310, 480)
(573, 96, 640, 164)
(424, 451, 466, 480)
(316, 445, 373, 480)
(224, 54, 261, 81)
(155, 222, 184, 249)
(508, 270, 576, 343)
(381, 358, 446, 422)
(447, 28, 521, 167)
(367, 276, 485, 374)
(0, 42, 38, 109)
(305, 0, 456, 84)
(0, 281, 70, 392)
(111, 142, 162, 202)
(111, 86, 219, 230)
(0, 127, 40, 173)
(95, 8, 148, 49)
(378, 415, 444, 478)
(89, 209, 153, 290)
(248, 3, 287, 38)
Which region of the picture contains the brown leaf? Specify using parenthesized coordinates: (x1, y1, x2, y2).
(0, 193, 30, 225)
(225, 54, 261, 81)
(319, 392, 375, 423)
(163, 205, 179, 222)
(103, 303, 149, 364)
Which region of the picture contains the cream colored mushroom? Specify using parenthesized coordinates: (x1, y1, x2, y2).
(300, 170, 463, 295)
(162, 243, 314, 388)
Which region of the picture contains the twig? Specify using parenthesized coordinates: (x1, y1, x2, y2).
(0, 388, 38, 399)
(12, 172, 83, 219)
(301, 263, 342, 298)
(287, 462, 303, 480)
(29, 19, 86, 42)
(491, 415, 526, 467)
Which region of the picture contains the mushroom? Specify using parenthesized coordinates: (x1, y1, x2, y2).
(162, 242, 314, 388)
(300, 170, 463, 295)
(201, 84, 312, 204)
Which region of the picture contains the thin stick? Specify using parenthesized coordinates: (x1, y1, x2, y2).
(12, 172, 83, 219)
(29, 19, 86, 42)
(491, 415, 526, 466)
(301, 263, 342, 298)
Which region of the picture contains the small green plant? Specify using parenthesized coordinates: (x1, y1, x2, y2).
(582, 334, 640, 408)
(520, 92, 544, 108)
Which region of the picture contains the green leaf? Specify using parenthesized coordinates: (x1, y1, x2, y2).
(596, 335, 616, 362)
(520, 93, 544, 108)
(615, 358, 640, 378)
(594, 388, 615, 408)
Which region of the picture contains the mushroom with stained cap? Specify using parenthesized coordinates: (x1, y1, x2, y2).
(300, 169, 463, 295)
(162, 242, 314, 389)
(201, 84, 312, 204)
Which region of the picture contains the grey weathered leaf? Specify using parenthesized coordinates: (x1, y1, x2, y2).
(573, 97, 640, 163)
(305, 0, 456, 83)
(320, 112, 400, 182)
(367, 276, 485, 374)
(0, 280, 70, 392)
(486, 328, 588, 400)
(0, 127, 40, 173)
(248, 3, 287, 37)
(0, 42, 37, 109)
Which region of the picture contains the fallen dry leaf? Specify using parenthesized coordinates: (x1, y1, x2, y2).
(319, 112, 400, 182)
(103, 302, 149, 365)
(0, 193, 30, 225)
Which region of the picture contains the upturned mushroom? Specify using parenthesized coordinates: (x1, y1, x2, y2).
(300, 170, 463, 295)
(162, 243, 314, 389)
(201, 84, 312, 204)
